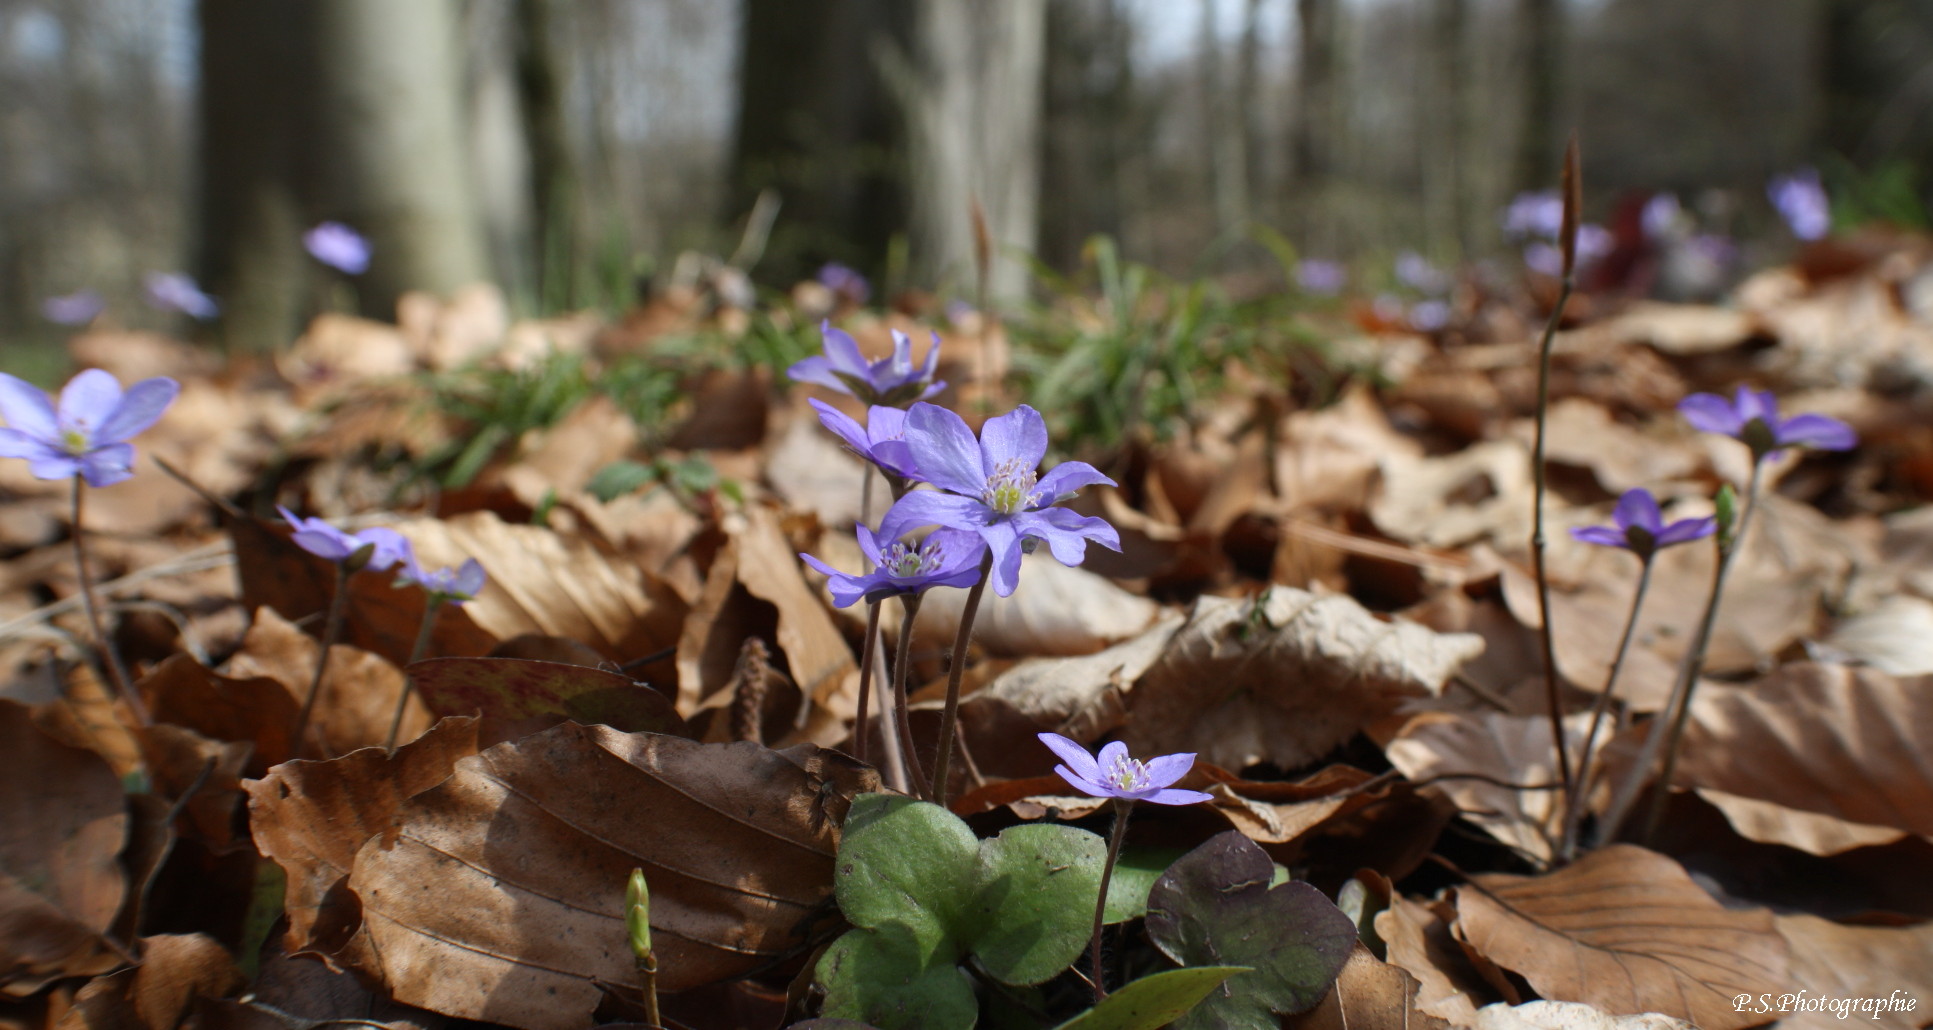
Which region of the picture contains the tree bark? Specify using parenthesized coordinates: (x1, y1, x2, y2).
(1292, 0, 1340, 250)
(1514, 0, 1562, 193)
(1039, 0, 1133, 272)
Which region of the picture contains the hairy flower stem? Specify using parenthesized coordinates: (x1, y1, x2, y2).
(930, 551, 993, 807)
(292, 563, 352, 759)
(1089, 798, 1132, 1003)
(1529, 264, 1579, 813)
(1557, 556, 1654, 860)
(69, 478, 149, 725)
(892, 594, 929, 799)
(384, 600, 444, 752)
(850, 601, 884, 764)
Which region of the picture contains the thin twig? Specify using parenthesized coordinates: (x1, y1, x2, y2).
(929, 551, 993, 807)
(852, 602, 882, 764)
(1558, 556, 1655, 859)
(70, 478, 148, 724)
(892, 594, 929, 799)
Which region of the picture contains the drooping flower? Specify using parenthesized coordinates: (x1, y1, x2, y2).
(801, 525, 988, 608)
(277, 506, 411, 571)
(810, 399, 919, 479)
(1570, 488, 1715, 559)
(1768, 169, 1830, 241)
(397, 555, 487, 604)
(304, 221, 372, 275)
(787, 323, 944, 407)
(1678, 386, 1856, 460)
(0, 369, 179, 487)
(1037, 733, 1214, 806)
(143, 272, 219, 320)
(41, 289, 105, 326)
(877, 403, 1120, 597)
(1295, 258, 1347, 296)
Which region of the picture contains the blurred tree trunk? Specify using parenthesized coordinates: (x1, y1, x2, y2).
(883, 0, 1046, 302)
(1039, 0, 1134, 272)
(515, 0, 577, 309)
(310, 0, 490, 317)
(1202, 0, 1249, 237)
(1428, 0, 1469, 255)
(1237, 0, 1268, 224)
(1514, 0, 1562, 192)
(198, 0, 314, 350)
(1292, 0, 1338, 249)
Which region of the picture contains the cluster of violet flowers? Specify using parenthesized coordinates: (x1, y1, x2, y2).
(1558, 385, 1854, 855)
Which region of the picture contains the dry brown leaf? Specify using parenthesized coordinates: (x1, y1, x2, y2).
(1284, 942, 1453, 1030)
(1675, 663, 1933, 843)
(1374, 895, 1487, 1025)
(1472, 1001, 1693, 1030)
(1371, 440, 1532, 550)
(1384, 711, 1591, 863)
(1569, 300, 1756, 357)
(733, 506, 858, 744)
(343, 725, 877, 1030)
(964, 610, 1185, 744)
(1453, 844, 1787, 1030)
(1278, 385, 1425, 514)
(0, 700, 128, 993)
(913, 553, 1162, 658)
(1126, 590, 1483, 771)
(1513, 398, 1699, 494)
(131, 724, 249, 850)
(58, 933, 243, 1030)
(222, 608, 432, 757)
(763, 402, 875, 529)
(1818, 597, 1933, 675)
(1692, 789, 1909, 856)
(244, 717, 479, 962)
(138, 654, 297, 775)
(1774, 914, 1933, 1030)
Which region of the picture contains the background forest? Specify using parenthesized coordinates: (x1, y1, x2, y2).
(2, 0, 1932, 357)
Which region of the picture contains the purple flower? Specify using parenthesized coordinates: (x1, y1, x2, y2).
(143, 272, 219, 320)
(1502, 190, 1565, 240)
(1769, 169, 1830, 241)
(1295, 258, 1347, 296)
(810, 399, 918, 479)
(277, 506, 411, 571)
(1523, 242, 1564, 278)
(304, 221, 371, 275)
(877, 403, 1120, 598)
(1576, 223, 1614, 266)
(1571, 488, 1715, 558)
(802, 525, 988, 607)
(815, 262, 871, 306)
(1395, 251, 1451, 295)
(1408, 299, 1451, 332)
(1037, 733, 1214, 806)
(0, 369, 179, 487)
(787, 323, 944, 407)
(1678, 386, 1856, 460)
(1641, 193, 1682, 241)
(397, 555, 487, 604)
(41, 289, 105, 326)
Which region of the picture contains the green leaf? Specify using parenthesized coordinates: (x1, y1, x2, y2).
(586, 459, 660, 502)
(966, 823, 1105, 985)
(1049, 966, 1251, 1030)
(817, 924, 977, 1030)
(1145, 832, 1357, 1029)
(834, 794, 978, 958)
(1102, 846, 1185, 924)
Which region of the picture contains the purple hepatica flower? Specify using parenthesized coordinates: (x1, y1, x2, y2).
(878, 403, 1120, 598)
(277, 506, 412, 571)
(810, 398, 918, 479)
(1523, 242, 1564, 278)
(1678, 385, 1856, 461)
(1296, 258, 1347, 296)
(787, 322, 944, 407)
(1571, 488, 1715, 559)
(1502, 190, 1565, 240)
(304, 221, 372, 275)
(815, 262, 871, 306)
(398, 555, 487, 604)
(42, 289, 105, 326)
(1769, 169, 1830, 241)
(0, 369, 179, 487)
(1408, 299, 1451, 332)
(143, 272, 219, 320)
(1037, 733, 1214, 806)
(802, 525, 988, 608)
(1395, 250, 1451, 295)
(1641, 193, 1682, 241)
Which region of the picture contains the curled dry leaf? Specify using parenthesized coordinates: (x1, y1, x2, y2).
(1371, 440, 1533, 550)
(0, 699, 128, 992)
(1774, 914, 1933, 1030)
(63, 932, 245, 1030)
(138, 653, 298, 774)
(405, 657, 686, 741)
(913, 552, 1161, 658)
(733, 506, 858, 740)
(961, 610, 1184, 742)
(1126, 590, 1483, 772)
(1818, 596, 1933, 676)
(1281, 942, 1452, 1030)
(1452, 844, 1788, 1030)
(1384, 710, 1592, 864)
(342, 725, 878, 1030)
(223, 608, 433, 757)
(1373, 894, 1488, 1026)
(1472, 1000, 1694, 1030)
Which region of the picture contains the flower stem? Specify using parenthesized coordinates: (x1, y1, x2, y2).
(892, 593, 929, 799)
(69, 478, 149, 725)
(1558, 555, 1654, 859)
(1528, 252, 1580, 816)
(1090, 798, 1132, 1003)
(385, 599, 443, 752)
(852, 601, 883, 764)
(292, 563, 352, 759)
(930, 551, 993, 807)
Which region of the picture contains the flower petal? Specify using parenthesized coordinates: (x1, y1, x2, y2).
(978, 405, 1048, 470)
(1733, 385, 1777, 426)
(853, 523, 885, 565)
(1774, 413, 1856, 451)
(1612, 489, 1663, 537)
(1052, 766, 1111, 799)
(1038, 732, 1100, 782)
(1678, 392, 1743, 436)
(810, 398, 872, 455)
(355, 527, 412, 571)
(95, 377, 179, 444)
(1094, 740, 1129, 785)
(904, 402, 987, 495)
(0, 374, 58, 440)
(26, 453, 82, 481)
(785, 355, 843, 392)
(78, 443, 136, 487)
(1143, 787, 1216, 806)
(0, 428, 58, 460)
(924, 528, 989, 575)
(1015, 507, 1121, 566)
(877, 490, 991, 544)
(1140, 751, 1196, 789)
(820, 324, 870, 377)
(1570, 526, 1629, 548)
(982, 519, 1024, 597)
(1034, 460, 1116, 503)
(1655, 516, 1716, 547)
(56, 369, 122, 439)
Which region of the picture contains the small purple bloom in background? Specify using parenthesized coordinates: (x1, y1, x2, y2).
(1408, 298, 1450, 332)
(1679, 385, 1856, 460)
(815, 262, 871, 306)
(1685, 233, 1740, 269)
(1037, 733, 1214, 806)
(41, 289, 104, 326)
(277, 505, 412, 570)
(1523, 242, 1563, 278)
(1576, 224, 1614, 266)
(1501, 190, 1564, 240)
(304, 221, 371, 275)
(1295, 258, 1347, 296)
(0, 369, 179, 487)
(143, 272, 219, 320)
(1571, 488, 1715, 559)
(810, 399, 919, 479)
(878, 403, 1120, 597)
(787, 322, 944, 407)
(1768, 169, 1830, 241)
(802, 525, 988, 607)
(1641, 193, 1682, 241)
(397, 555, 487, 603)
(1395, 250, 1451, 295)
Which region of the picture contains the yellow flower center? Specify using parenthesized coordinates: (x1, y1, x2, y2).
(982, 458, 1040, 515)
